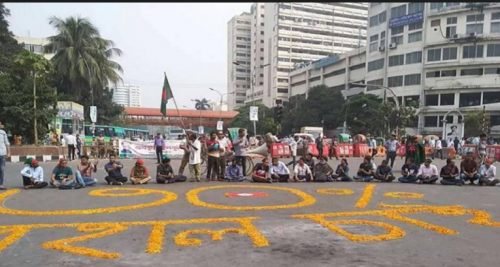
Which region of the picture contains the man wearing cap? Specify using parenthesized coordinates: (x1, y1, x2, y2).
(384, 134, 400, 168)
(479, 158, 499, 186)
(252, 158, 271, 183)
(157, 158, 175, 184)
(440, 158, 464, 186)
(75, 155, 98, 186)
(178, 131, 193, 176)
(50, 158, 75, 187)
(460, 152, 480, 185)
(104, 155, 127, 185)
(20, 158, 47, 189)
(416, 158, 439, 184)
(130, 159, 151, 185)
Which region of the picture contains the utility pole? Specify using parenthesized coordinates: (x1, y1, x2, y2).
(33, 72, 38, 145)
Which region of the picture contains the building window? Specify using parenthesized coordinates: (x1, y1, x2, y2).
(427, 49, 441, 62)
(487, 44, 500, 57)
(430, 3, 445, 10)
(367, 59, 384, 72)
(369, 11, 387, 27)
(446, 17, 457, 38)
(278, 78, 289, 83)
(440, 93, 455, 106)
(388, 75, 403, 87)
(483, 91, 500, 105)
(236, 100, 244, 104)
(438, 116, 454, 127)
(442, 47, 458, 60)
(491, 22, 500, 33)
(408, 2, 424, 14)
(466, 14, 484, 35)
(277, 88, 289, 94)
(260, 48, 264, 51)
(431, 19, 441, 27)
(408, 22, 422, 31)
(369, 34, 379, 42)
(426, 71, 440, 78)
(404, 74, 421, 86)
(391, 26, 404, 36)
(390, 4, 406, 18)
(424, 116, 438, 127)
(460, 68, 484, 76)
(260, 22, 264, 26)
(309, 76, 321, 83)
(408, 31, 422, 43)
(371, 3, 381, 7)
(349, 63, 365, 71)
(391, 35, 403, 45)
(369, 42, 379, 53)
(467, 14, 485, 23)
(260, 14, 264, 18)
(324, 68, 346, 78)
(367, 79, 384, 91)
(485, 67, 500, 75)
(459, 92, 481, 107)
(406, 51, 422, 64)
(260, 40, 264, 43)
(389, 54, 405, 67)
(441, 70, 457, 77)
(493, 12, 500, 20)
(463, 45, 484, 59)
(425, 94, 439, 106)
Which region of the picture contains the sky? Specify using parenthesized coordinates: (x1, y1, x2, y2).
(5, 2, 252, 109)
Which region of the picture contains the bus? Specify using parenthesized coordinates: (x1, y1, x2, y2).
(168, 128, 186, 140)
(83, 125, 149, 145)
(300, 127, 323, 138)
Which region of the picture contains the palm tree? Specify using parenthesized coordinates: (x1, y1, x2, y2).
(44, 16, 123, 101)
(194, 98, 211, 110)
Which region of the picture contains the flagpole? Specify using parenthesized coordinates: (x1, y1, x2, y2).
(165, 72, 186, 130)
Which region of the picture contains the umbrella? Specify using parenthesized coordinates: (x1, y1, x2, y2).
(353, 134, 366, 144)
(424, 135, 439, 141)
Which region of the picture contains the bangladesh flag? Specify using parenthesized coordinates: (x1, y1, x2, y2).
(160, 73, 173, 117)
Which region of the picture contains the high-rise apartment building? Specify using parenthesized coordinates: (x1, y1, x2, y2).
(227, 12, 252, 110)
(259, 3, 368, 107)
(111, 84, 141, 107)
(14, 36, 54, 60)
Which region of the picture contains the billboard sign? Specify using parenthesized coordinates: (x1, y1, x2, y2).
(389, 11, 424, 28)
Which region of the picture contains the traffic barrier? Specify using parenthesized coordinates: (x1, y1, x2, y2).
(308, 143, 330, 158)
(486, 145, 500, 162)
(336, 144, 353, 157)
(353, 143, 370, 157)
(376, 146, 386, 157)
(270, 143, 291, 158)
(367, 147, 373, 157)
(461, 145, 477, 159)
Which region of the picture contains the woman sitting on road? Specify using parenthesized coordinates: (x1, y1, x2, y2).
(332, 158, 351, 181)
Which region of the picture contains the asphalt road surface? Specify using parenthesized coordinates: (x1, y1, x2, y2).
(0, 156, 499, 267)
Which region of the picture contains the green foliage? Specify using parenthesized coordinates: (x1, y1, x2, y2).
(340, 93, 386, 135)
(280, 85, 345, 135)
(193, 98, 211, 110)
(381, 101, 419, 136)
(464, 110, 490, 137)
(0, 3, 24, 73)
(229, 103, 273, 135)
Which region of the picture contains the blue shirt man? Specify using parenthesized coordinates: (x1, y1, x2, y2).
(225, 160, 244, 182)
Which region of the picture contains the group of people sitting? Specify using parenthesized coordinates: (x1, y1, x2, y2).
(249, 152, 498, 186)
(19, 151, 498, 189)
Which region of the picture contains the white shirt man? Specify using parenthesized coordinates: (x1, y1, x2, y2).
(189, 139, 201, 165)
(217, 135, 229, 157)
(479, 159, 499, 186)
(435, 140, 442, 150)
(417, 163, 439, 177)
(270, 161, 290, 176)
(65, 134, 76, 145)
(294, 164, 311, 176)
(289, 139, 297, 158)
(429, 139, 436, 148)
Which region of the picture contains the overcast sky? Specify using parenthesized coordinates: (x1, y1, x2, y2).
(6, 2, 251, 109)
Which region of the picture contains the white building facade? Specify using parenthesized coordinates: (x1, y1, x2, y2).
(365, 2, 500, 135)
(111, 84, 141, 107)
(15, 36, 54, 60)
(227, 12, 252, 110)
(260, 3, 368, 107)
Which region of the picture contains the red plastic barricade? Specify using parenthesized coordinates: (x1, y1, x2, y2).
(270, 143, 291, 158)
(486, 145, 500, 162)
(307, 143, 330, 158)
(353, 143, 369, 157)
(336, 144, 354, 157)
(461, 144, 477, 159)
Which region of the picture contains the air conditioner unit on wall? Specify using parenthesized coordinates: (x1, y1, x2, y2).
(469, 32, 477, 38)
(450, 33, 460, 39)
(388, 43, 397, 49)
(378, 46, 385, 51)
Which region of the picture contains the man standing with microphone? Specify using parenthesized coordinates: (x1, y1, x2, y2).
(154, 133, 165, 164)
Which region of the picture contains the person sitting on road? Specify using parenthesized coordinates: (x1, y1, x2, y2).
(157, 158, 175, 184)
(269, 157, 290, 183)
(398, 158, 419, 183)
(225, 159, 245, 182)
(130, 159, 151, 185)
(479, 158, 499, 186)
(314, 156, 335, 182)
(460, 152, 480, 185)
(294, 157, 313, 182)
(416, 158, 439, 184)
(252, 158, 271, 183)
(353, 156, 374, 182)
(75, 155, 98, 187)
(50, 158, 75, 187)
(104, 155, 127, 185)
(21, 158, 47, 189)
(375, 160, 395, 182)
(331, 158, 351, 181)
(304, 153, 315, 170)
(440, 158, 463, 186)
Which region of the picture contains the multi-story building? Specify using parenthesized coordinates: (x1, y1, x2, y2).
(259, 3, 368, 107)
(289, 47, 367, 97)
(365, 2, 500, 135)
(247, 2, 267, 104)
(111, 84, 141, 107)
(208, 100, 229, 111)
(227, 12, 252, 110)
(14, 36, 54, 60)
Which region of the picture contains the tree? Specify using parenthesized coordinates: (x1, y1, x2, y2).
(193, 98, 211, 110)
(464, 110, 490, 137)
(381, 100, 419, 137)
(340, 93, 386, 135)
(0, 3, 24, 73)
(229, 103, 273, 135)
(45, 15, 124, 122)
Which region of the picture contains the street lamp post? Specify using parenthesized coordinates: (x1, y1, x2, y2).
(232, 62, 270, 135)
(351, 83, 401, 135)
